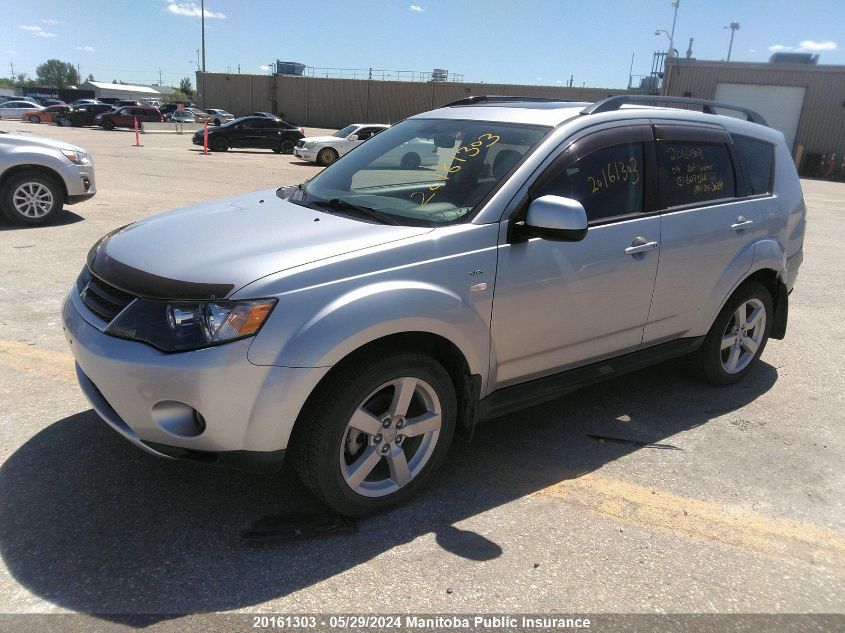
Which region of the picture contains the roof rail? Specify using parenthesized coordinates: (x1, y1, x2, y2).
(443, 95, 573, 107)
(580, 95, 769, 126)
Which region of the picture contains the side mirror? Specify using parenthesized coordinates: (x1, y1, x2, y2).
(348, 134, 359, 141)
(521, 195, 588, 241)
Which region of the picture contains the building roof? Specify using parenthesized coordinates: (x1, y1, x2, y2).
(82, 81, 161, 95)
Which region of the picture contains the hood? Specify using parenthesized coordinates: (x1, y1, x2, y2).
(0, 132, 86, 154)
(87, 188, 432, 300)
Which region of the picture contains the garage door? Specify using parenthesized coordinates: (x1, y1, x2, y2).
(714, 83, 806, 151)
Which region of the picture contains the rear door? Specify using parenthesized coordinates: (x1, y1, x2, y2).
(643, 124, 764, 343)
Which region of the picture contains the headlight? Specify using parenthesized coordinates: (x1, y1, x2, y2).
(106, 298, 276, 352)
(61, 149, 90, 165)
(303, 142, 316, 149)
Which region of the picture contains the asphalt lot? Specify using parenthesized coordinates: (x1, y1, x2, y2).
(0, 119, 843, 625)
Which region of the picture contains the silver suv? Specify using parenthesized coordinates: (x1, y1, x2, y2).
(63, 96, 805, 516)
(0, 131, 96, 225)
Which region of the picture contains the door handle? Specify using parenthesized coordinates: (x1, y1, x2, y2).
(625, 239, 658, 256)
(731, 216, 754, 231)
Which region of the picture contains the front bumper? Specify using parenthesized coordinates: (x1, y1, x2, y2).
(59, 161, 96, 201)
(62, 290, 329, 472)
(293, 148, 317, 161)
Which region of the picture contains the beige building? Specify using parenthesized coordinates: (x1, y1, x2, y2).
(662, 58, 845, 174)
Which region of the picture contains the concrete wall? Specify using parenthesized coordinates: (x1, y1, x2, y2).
(198, 72, 635, 129)
(663, 59, 845, 167)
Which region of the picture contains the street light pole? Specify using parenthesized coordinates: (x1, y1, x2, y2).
(668, 0, 680, 58)
(726, 21, 740, 61)
(200, 0, 206, 108)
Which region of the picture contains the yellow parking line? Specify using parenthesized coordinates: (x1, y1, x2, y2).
(537, 475, 845, 572)
(0, 340, 76, 383)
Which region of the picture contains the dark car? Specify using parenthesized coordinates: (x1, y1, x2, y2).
(160, 103, 192, 116)
(192, 116, 305, 153)
(55, 103, 115, 127)
(95, 106, 163, 130)
(115, 100, 142, 107)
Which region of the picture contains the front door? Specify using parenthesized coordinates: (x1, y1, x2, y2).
(490, 126, 661, 388)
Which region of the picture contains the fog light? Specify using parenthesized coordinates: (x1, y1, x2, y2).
(82, 177, 91, 191)
(152, 401, 207, 437)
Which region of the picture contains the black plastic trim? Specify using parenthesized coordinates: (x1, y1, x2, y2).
(66, 192, 95, 205)
(478, 337, 705, 421)
(143, 442, 286, 474)
(581, 95, 768, 126)
(87, 229, 235, 300)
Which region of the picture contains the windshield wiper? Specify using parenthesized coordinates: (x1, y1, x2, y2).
(308, 198, 400, 225)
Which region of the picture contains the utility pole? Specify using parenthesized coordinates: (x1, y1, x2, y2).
(158, 68, 163, 85)
(10, 61, 15, 80)
(628, 52, 635, 89)
(200, 0, 206, 108)
(77, 63, 81, 83)
(237, 64, 241, 73)
(725, 21, 740, 61)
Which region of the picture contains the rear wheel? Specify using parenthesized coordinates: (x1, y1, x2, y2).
(57, 116, 73, 127)
(28, 114, 41, 124)
(211, 137, 229, 152)
(279, 139, 295, 155)
(688, 280, 773, 385)
(291, 351, 456, 516)
(317, 147, 339, 166)
(1, 171, 64, 226)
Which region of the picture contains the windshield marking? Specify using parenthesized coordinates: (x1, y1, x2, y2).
(411, 132, 500, 207)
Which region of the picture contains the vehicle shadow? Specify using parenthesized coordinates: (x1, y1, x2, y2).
(0, 360, 777, 623)
(0, 210, 84, 230)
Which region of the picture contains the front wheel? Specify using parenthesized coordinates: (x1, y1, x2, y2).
(57, 116, 73, 127)
(1, 171, 64, 226)
(28, 115, 41, 124)
(291, 351, 457, 516)
(688, 280, 773, 385)
(102, 119, 115, 130)
(317, 147, 339, 166)
(211, 137, 229, 152)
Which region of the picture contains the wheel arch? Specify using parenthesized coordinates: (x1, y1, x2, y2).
(0, 164, 68, 200)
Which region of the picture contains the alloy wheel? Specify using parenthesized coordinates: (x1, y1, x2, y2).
(12, 182, 53, 219)
(339, 377, 442, 497)
(720, 298, 766, 374)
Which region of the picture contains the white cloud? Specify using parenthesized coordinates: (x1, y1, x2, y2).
(259, 65, 271, 71)
(798, 40, 837, 51)
(41, 19, 59, 25)
(19, 25, 57, 37)
(409, 4, 424, 11)
(165, 2, 226, 18)
(6, 50, 19, 55)
(769, 40, 837, 54)
(76, 45, 96, 52)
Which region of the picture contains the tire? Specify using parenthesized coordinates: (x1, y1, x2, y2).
(0, 171, 64, 226)
(317, 147, 339, 166)
(687, 280, 773, 386)
(279, 139, 295, 155)
(102, 119, 115, 130)
(57, 117, 72, 127)
(28, 115, 41, 124)
(400, 152, 421, 169)
(291, 351, 457, 517)
(213, 118, 221, 126)
(211, 137, 229, 152)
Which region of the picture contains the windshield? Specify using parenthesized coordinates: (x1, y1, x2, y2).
(333, 124, 359, 138)
(296, 118, 548, 226)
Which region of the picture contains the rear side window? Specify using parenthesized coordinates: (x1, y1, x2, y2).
(534, 143, 645, 222)
(733, 135, 774, 196)
(657, 142, 736, 208)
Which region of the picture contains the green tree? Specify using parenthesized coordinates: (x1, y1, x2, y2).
(179, 77, 194, 97)
(86, 73, 95, 82)
(35, 59, 79, 88)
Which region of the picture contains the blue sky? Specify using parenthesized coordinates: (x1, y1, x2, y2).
(5, 0, 844, 89)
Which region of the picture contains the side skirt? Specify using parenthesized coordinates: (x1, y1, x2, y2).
(478, 337, 705, 421)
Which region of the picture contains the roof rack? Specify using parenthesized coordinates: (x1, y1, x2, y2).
(580, 95, 769, 126)
(443, 95, 574, 107)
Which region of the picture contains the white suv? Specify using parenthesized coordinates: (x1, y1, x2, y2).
(63, 95, 804, 516)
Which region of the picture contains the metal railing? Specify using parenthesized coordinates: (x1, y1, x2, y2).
(296, 67, 465, 82)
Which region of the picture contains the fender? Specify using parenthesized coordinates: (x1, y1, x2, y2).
(701, 238, 788, 339)
(248, 280, 492, 390)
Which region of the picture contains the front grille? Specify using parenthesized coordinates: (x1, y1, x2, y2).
(78, 268, 136, 322)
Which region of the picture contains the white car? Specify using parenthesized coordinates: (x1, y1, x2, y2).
(167, 110, 196, 123)
(0, 100, 43, 120)
(294, 124, 389, 165)
(205, 108, 235, 126)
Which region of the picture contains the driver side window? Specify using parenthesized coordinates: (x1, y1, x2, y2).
(534, 143, 645, 222)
